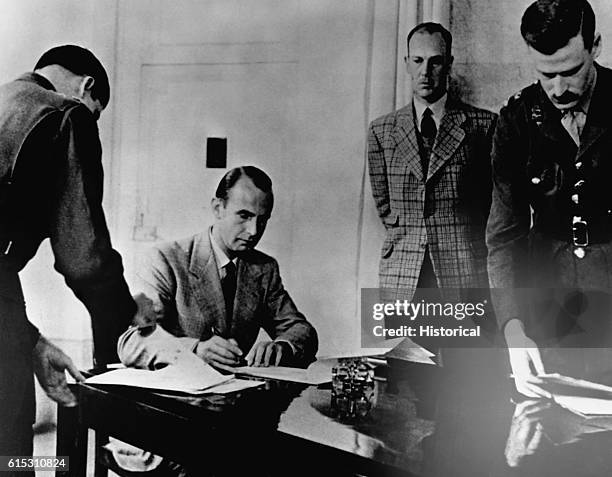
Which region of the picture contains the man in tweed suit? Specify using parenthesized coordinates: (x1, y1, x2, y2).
(119, 166, 317, 371)
(368, 22, 497, 302)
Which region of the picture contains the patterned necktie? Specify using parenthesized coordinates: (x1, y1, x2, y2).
(420, 108, 437, 176)
(222, 261, 237, 321)
(561, 108, 583, 146)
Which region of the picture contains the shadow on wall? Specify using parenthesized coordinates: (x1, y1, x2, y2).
(449, 64, 535, 113)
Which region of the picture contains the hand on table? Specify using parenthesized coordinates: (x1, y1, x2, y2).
(504, 319, 551, 399)
(32, 335, 85, 407)
(246, 340, 292, 367)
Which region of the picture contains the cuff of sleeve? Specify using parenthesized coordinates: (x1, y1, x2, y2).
(27, 321, 41, 349)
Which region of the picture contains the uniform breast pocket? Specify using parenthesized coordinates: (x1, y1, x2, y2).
(527, 160, 564, 198)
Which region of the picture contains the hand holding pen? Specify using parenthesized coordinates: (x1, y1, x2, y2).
(195, 326, 246, 371)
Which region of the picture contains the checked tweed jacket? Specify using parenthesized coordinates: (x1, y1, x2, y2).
(368, 98, 497, 299)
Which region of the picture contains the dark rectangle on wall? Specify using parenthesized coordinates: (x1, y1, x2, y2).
(206, 137, 227, 168)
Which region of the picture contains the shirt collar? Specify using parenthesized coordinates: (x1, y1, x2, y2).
(413, 93, 447, 127)
(209, 227, 236, 272)
(18, 72, 57, 92)
(576, 67, 597, 115)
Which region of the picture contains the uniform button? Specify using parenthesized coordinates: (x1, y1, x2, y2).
(574, 247, 586, 259)
(531, 177, 541, 185)
(576, 161, 583, 169)
(572, 194, 579, 204)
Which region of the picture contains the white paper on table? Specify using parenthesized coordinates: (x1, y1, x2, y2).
(554, 396, 612, 416)
(537, 374, 612, 416)
(385, 337, 436, 365)
(235, 360, 333, 385)
(85, 360, 233, 394)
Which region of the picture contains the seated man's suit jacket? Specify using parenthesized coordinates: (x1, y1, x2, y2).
(118, 231, 318, 368)
(368, 98, 497, 299)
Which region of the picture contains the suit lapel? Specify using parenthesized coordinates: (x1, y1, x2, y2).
(427, 100, 466, 181)
(188, 232, 228, 338)
(391, 105, 425, 182)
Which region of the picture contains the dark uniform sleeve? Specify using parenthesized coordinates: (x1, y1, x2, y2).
(49, 104, 135, 365)
(261, 258, 318, 367)
(486, 98, 532, 330)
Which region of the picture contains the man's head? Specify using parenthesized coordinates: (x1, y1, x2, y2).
(405, 22, 453, 104)
(34, 45, 110, 120)
(211, 166, 274, 258)
(521, 0, 601, 111)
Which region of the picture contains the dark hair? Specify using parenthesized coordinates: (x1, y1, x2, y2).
(521, 0, 596, 54)
(34, 45, 110, 107)
(406, 22, 453, 58)
(215, 166, 273, 204)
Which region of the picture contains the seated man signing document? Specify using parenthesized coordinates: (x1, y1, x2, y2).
(118, 166, 318, 371)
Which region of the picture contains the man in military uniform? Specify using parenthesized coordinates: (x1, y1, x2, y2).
(487, 0, 612, 397)
(0, 45, 152, 465)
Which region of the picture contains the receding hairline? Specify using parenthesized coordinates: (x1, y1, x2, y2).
(406, 23, 453, 58)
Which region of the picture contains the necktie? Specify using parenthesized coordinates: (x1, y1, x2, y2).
(561, 108, 583, 146)
(420, 108, 437, 176)
(421, 108, 437, 141)
(222, 261, 237, 321)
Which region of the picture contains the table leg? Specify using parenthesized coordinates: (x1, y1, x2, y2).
(56, 403, 87, 477)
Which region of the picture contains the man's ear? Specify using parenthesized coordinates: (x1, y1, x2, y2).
(211, 197, 225, 219)
(78, 75, 95, 96)
(592, 33, 602, 60)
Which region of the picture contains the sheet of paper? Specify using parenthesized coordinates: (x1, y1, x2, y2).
(539, 374, 612, 399)
(555, 396, 612, 416)
(85, 360, 232, 394)
(537, 374, 612, 416)
(235, 360, 333, 385)
(385, 337, 436, 365)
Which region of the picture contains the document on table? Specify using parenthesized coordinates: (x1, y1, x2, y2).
(235, 360, 333, 385)
(539, 374, 612, 415)
(85, 358, 264, 395)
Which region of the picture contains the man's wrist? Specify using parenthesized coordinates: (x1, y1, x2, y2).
(504, 319, 527, 346)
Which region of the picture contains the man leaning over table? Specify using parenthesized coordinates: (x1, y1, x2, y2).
(487, 0, 612, 397)
(118, 165, 318, 371)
